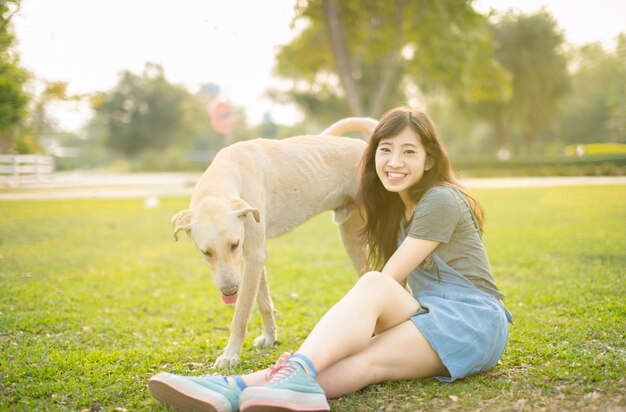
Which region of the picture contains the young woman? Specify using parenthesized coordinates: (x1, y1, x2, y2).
(148, 107, 513, 412)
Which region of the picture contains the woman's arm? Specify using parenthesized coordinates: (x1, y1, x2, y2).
(381, 237, 439, 283)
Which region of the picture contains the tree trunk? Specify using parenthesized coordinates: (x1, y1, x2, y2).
(495, 106, 508, 149)
(321, 0, 363, 116)
(522, 126, 533, 155)
(368, 53, 400, 117)
(523, 110, 536, 155)
(0, 134, 13, 154)
(366, 1, 405, 117)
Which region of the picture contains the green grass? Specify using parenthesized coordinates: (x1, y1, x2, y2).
(1, 185, 624, 411)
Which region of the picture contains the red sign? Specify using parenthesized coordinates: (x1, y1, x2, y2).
(208, 101, 236, 135)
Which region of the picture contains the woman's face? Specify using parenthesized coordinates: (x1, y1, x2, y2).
(374, 126, 430, 198)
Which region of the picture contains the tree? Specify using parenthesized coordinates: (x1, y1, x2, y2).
(272, 0, 509, 127)
(0, 0, 29, 153)
(469, 9, 569, 154)
(560, 34, 626, 144)
(94, 63, 198, 158)
(17, 81, 87, 154)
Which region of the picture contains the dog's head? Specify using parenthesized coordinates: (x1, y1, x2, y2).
(171, 197, 260, 305)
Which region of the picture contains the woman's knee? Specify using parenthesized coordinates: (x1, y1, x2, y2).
(357, 271, 397, 290)
(359, 270, 386, 285)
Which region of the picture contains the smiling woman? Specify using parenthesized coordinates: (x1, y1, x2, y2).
(358, 108, 486, 269)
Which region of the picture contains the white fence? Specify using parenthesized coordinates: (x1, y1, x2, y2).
(0, 155, 54, 185)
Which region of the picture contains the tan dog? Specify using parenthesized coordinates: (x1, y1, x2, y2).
(171, 117, 378, 368)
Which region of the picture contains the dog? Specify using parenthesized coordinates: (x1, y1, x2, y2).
(171, 117, 378, 368)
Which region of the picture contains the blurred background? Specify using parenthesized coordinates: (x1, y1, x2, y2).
(1, 0, 625, 179)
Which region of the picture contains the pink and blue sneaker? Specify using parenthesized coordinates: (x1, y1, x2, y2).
(149, 372, 246, 412)
(240, 352, 330, 412)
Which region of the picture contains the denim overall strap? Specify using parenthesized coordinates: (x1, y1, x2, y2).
(428, 253, 513, 324)
(408, 251, 481, 296)
(408, 252, 513, 324)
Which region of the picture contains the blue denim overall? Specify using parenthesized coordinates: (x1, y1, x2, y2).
(407, 252, 513, 382)
(401, 186, 513, 382)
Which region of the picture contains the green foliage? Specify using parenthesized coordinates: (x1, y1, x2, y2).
(435, 30, 624, 158)
(16, 81, 85, 155)
(0, 0, 29, 152)
(273, 0, 508, 123)
(1, 185, 625, 410)
(560, 34, 626, 145)
(94, 63, 209, 158)
(464, 9, 570, 154)
(0, 58, 28, 131)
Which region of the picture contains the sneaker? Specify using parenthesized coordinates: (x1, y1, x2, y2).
(149, 372, 242, 412)
(239, 353, 330, 412)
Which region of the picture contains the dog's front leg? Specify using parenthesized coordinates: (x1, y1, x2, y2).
(253, 267, 277, 348)
(334, 206, 369, 275)
(213, 254, 265, 369)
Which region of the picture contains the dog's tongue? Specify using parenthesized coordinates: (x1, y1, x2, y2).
(221, 293, 238, 305)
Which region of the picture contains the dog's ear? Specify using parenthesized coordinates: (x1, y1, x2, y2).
(230, 198, 261, 223)
(171, 209, 193, 241)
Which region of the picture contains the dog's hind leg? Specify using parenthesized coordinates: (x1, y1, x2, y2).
(334, 205, 369, 275)
(253, 267, 277, 348)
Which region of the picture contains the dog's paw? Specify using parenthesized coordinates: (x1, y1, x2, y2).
(213, 353, 240, 369)
(253, 334, 277, 348)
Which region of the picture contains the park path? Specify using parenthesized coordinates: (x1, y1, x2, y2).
(1, 172, 625, 200)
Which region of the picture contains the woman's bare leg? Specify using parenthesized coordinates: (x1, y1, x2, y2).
(296, 271, 424, 372)
(316, 320, 447, 398)
(241, 317, 446, 397)
(241, 369, 267, 386)
(241, 271, 445, 395)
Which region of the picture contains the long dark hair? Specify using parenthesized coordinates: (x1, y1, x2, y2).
(355, 107, 485, 270)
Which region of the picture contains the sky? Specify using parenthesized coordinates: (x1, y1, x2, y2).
(12, 0, 626, 132)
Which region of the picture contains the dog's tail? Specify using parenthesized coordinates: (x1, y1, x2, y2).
(320, 117, 379, 140)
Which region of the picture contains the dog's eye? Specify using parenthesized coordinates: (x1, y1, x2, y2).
(230, 241, 239, 251)
(203, 249, 213, 258)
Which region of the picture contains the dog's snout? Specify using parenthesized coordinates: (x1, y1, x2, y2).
(221, 285, 238, 296)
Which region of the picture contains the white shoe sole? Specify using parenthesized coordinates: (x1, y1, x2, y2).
(240, 387, 329, 412)
(148, 372, 232, 412)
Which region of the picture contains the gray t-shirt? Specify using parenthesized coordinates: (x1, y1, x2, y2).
(400, 185, 504, 299)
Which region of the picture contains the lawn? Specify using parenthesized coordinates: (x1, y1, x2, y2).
(1, 185, 624, 411)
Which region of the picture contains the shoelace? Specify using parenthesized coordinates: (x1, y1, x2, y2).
(265, 352, 296, 382)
